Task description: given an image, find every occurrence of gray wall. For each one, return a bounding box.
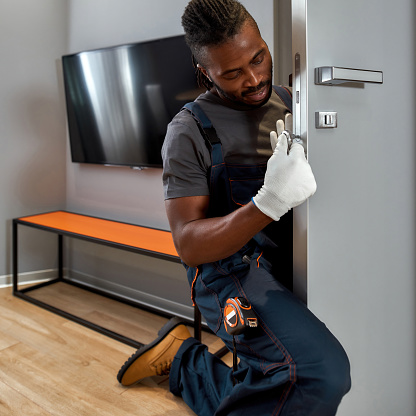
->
[1,0,274,303]
[63,0,275,317]
[65,0,275,228]
[0,0,68,283]
[300,0,416,414]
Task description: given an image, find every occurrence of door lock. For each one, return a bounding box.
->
[315,111,337,129]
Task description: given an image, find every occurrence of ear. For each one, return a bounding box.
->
[197,64,212,82]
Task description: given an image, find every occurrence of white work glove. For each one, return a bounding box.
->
[252,114,317,221]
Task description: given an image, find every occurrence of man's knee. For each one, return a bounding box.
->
[318,343,351,406]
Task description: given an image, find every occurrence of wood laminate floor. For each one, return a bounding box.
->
[0,283,231,415]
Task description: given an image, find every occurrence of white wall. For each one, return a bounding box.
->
[0,0,68,281]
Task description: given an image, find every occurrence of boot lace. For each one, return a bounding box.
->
[154,360,172,376]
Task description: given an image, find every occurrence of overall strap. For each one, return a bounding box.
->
[182,102,221,147]
[182,102,223,165]
[273,85,292,113]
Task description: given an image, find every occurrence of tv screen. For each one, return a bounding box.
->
[62,35,202,168]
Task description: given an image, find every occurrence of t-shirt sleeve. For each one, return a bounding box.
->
[162,114,211,200]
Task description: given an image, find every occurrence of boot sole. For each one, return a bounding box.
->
[117,316,187,385]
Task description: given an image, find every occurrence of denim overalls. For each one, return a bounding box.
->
[169,93,351,416]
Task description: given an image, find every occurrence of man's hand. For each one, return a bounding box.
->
[273,113,293,151]
[252,115,317,221]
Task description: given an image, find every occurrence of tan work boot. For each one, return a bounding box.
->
[117,317,192,386]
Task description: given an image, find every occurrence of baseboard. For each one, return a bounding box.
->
[0,269,56,288]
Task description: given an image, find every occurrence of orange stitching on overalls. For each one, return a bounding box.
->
[197,266,224,331]
[229,178,264,207]
[190,267,199,306]
[272,381,295,416]
[258,319,293,366]
[256,252,263,268]
[226,162,267,207]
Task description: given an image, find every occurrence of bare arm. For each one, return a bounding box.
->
[165,196,273,267]
[165,115,317,267]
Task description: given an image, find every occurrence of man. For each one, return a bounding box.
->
[117,1,351,415]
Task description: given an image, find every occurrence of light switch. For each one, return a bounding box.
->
[315,111,338,128]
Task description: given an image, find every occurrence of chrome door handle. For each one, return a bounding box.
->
[315,66,383,85]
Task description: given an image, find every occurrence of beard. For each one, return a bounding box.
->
[211,64,274,110]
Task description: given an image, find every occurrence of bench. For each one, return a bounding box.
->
[12,210,203,348]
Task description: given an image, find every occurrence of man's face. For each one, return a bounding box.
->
[199,21,273,109]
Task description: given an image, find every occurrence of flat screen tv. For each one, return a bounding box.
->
[62,35,202,168]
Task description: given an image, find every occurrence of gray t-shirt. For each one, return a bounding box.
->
[162,89,290,200]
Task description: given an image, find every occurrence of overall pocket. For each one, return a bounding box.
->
[229,177,264,206]
[193,261,250,334]
[227,163,266,209]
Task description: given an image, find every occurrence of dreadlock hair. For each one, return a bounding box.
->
[182,0,259,90]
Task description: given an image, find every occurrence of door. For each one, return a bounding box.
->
[291,0,416,414]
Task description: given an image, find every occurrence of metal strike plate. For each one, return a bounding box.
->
[315,66,383,85]
[315,112,337,129]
